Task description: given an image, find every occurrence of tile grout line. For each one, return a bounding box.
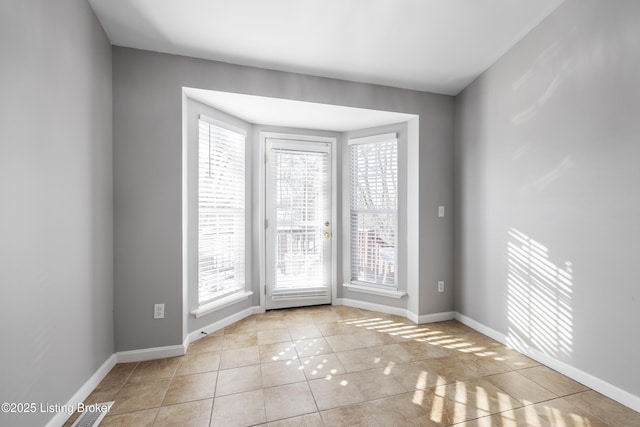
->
[257,359,267,424]
[445,389,597,427]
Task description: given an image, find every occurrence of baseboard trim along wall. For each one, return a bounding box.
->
[336,298,455,325]
[47,354,117,427]
[335,298,407,318]
[409,311,455,324]
[111,306,261,365]
[111,306,260,367]
[116,344,186,364]
[454,312,640,413]
[186,306,257,345]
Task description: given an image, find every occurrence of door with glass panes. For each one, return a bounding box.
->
[265,138,332,310]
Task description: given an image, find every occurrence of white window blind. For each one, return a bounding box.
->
[350,134,397,287]
[198,118,246,305]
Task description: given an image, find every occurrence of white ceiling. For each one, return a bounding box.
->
[184,88,417,132]
[89,0,565,95]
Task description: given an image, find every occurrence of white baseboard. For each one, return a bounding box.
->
[116,305,260,363]
[46,354,117,427]
[454,312,640,413]
[116,344,186,363]
[405,310,419,323]
[187,306,257,345]
[414,311,455,324]
[336,299,454,325]
[454,312,507,343]
[335,298,407,318]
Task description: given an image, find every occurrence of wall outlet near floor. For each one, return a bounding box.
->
[154,303,165,319]
[438,281,445,292]
[438,206,445,217]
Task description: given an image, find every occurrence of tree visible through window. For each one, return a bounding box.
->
[349,134,397,287]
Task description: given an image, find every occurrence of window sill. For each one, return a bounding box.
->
[191,291,253,318]
[342,283,407,299]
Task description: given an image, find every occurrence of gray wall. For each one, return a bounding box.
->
[455,0,640,397]
[113,47,455,351]
[0,1,114,426]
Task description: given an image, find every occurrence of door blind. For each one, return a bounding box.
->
[198,118,246,305]
[269,148,329,299]
[349,135,397,287]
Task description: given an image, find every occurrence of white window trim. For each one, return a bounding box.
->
[347,131,400,291]
[184,99,252,318]
[199,114,248,137]
[196,114,247,306]
[191,290,253,318]
[348,132,398,146]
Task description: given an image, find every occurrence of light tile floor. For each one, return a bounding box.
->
[64,305,640,426]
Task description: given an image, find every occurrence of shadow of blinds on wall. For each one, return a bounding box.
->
[198,115,246,305]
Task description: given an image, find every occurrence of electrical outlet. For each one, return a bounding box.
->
[438,206,445,217]
[154,304,165,319]
[438,281,445,292]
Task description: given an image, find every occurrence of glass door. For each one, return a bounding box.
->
[265,138,332,310]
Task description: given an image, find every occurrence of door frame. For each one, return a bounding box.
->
[258,132,337,312]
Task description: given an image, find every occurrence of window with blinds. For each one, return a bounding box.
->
[198,118,246,305]
[349,133,398,288]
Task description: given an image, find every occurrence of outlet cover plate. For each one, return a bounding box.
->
[154,304,165,319]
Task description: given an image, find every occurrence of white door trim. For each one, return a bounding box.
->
[258,132,337,311]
